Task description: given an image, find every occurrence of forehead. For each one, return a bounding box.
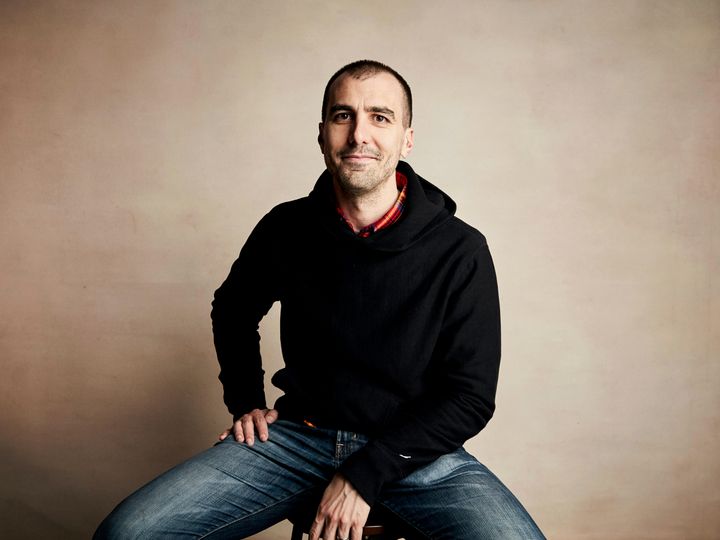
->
[327,71,406,110]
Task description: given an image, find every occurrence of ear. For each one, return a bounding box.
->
[400,127,414,158]
[318,122,325,154]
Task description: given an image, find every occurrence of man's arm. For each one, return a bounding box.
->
[211,212,281,436]
[338,243,501,505]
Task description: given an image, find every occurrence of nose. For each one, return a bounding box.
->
[349,116,369,146]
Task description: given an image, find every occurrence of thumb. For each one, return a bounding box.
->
[265,408,279,424]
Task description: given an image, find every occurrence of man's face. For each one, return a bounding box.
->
[319,72,414,197]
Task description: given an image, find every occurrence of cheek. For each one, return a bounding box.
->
[394,136,408,155]
[327,131,349,152]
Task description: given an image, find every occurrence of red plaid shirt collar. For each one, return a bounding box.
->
[336,172,408,238]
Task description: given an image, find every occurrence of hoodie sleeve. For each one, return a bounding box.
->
[338,243,501,505]
[211,212,280,420]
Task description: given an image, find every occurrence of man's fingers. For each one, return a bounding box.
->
[310,515,353,540]
[258,409,278,441]
[323,519,338,540]
[241,414,255,445]
[337,521,352,540]
[253,410,269,442]
[310,507,359,540]
[265,408,279,425]
[308,516,323,540]
[226,409,278,445]
[231,418,244,442]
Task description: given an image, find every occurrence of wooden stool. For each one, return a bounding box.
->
[289,506,407,540]
[289,520,389,540]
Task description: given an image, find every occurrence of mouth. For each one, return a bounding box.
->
[340,154,379,162]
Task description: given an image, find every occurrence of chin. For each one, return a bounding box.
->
[336,171,381,195]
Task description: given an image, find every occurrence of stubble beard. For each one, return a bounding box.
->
[333,151,397,199]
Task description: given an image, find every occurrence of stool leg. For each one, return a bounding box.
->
[290,522,304,540]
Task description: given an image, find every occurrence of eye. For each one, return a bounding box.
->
[334,112,351,122]
[374,114,388,123]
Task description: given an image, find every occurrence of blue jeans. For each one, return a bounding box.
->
[94,420,544,539]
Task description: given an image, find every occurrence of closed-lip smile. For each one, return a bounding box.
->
[341,154,378,160]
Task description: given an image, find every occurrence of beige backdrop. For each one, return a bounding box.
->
[1,1,718,539]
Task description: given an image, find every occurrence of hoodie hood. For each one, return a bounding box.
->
[308,161,457,252]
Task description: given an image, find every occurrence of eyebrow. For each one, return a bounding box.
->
[368,106,396,120]
[329,104,396,121]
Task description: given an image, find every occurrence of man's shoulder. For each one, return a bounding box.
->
[256,195,313,227]
[438,214,489,253]
[271,194,311,213]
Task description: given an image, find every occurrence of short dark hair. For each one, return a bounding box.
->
[321,60,413,127]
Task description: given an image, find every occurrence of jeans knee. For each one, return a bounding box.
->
[93,508,154,540]
[92,513,120,540]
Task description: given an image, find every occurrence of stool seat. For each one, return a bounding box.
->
[288,505,409,540]
[289,520,388,539]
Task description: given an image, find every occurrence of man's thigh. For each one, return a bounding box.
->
[94,420,333,539]
[379,448,545,540]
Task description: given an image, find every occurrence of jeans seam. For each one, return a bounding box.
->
[377,502,431,540]
[196,487,317,540]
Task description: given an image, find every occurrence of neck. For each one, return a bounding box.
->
[333,174,398,232]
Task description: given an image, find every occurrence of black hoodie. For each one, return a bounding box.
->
[211,161,501,505]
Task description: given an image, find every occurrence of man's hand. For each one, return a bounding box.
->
[309,473,370,540]
[218,408,278,446]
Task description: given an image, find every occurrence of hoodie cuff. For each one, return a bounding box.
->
[337,443,401,506]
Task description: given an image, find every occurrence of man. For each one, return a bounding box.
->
[95,60,544,540]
